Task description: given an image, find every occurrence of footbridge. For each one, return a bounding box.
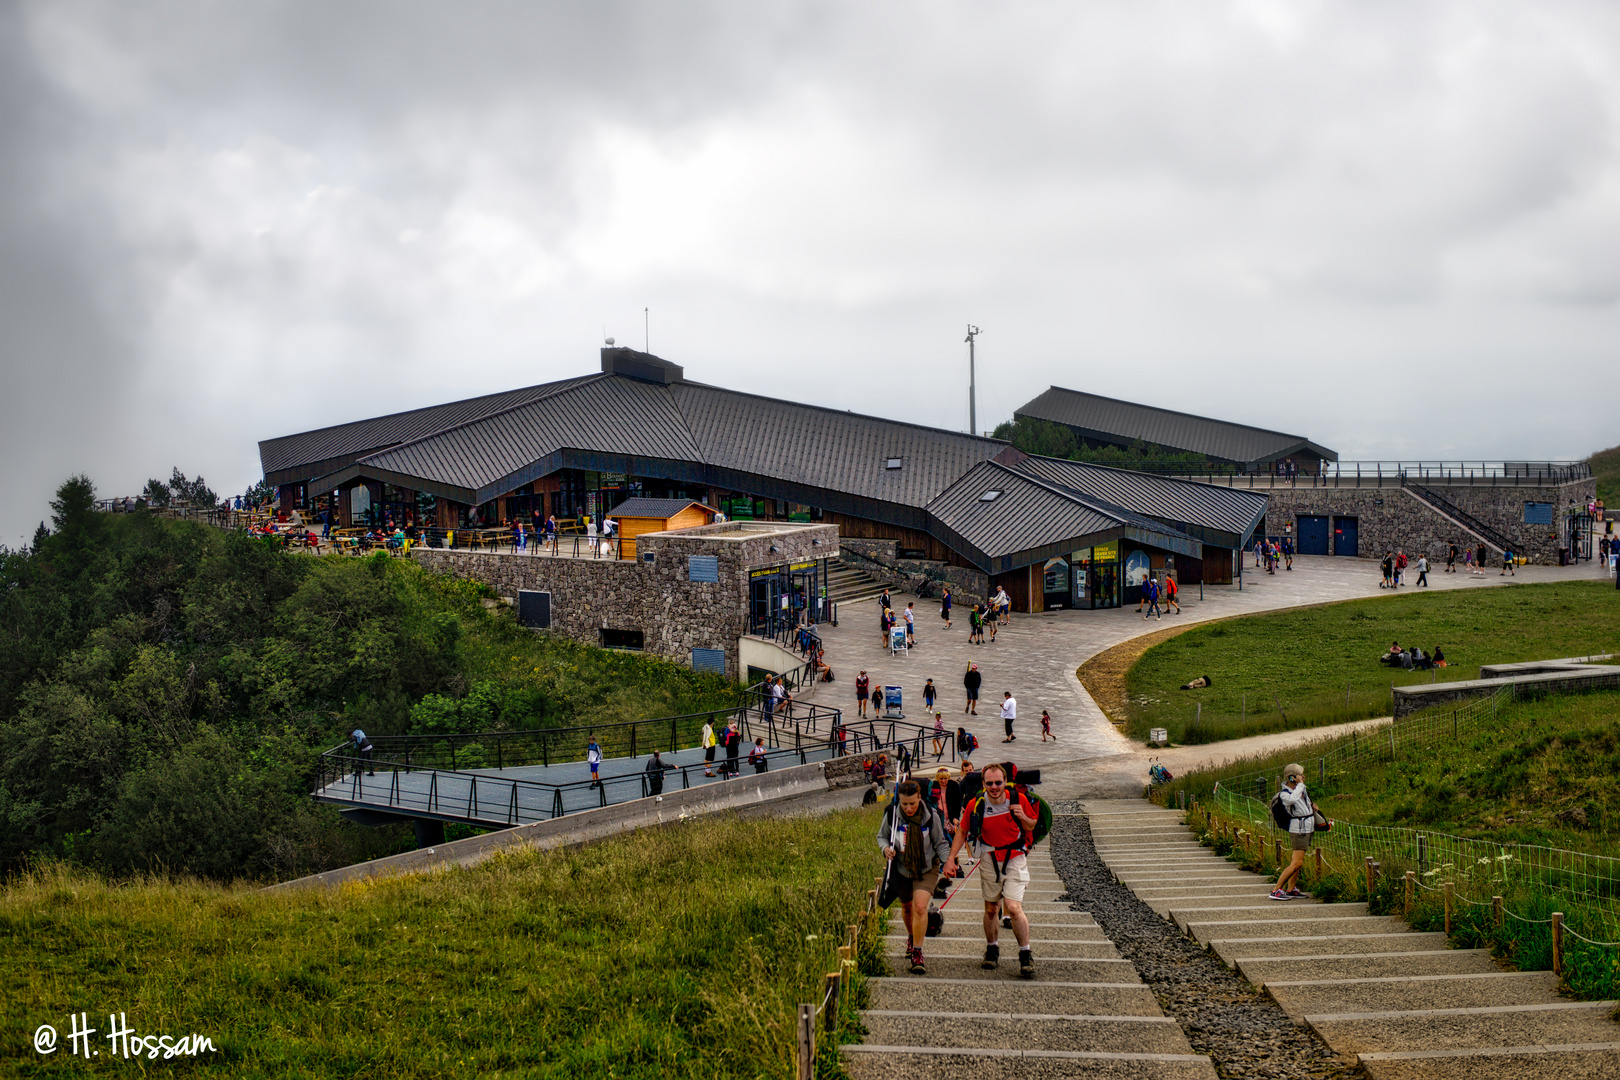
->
[313,699,951,839]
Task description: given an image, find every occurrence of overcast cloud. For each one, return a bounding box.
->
[2,0,1617,547]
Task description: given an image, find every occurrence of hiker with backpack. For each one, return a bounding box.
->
[1269,763,1323,901]
[878,779,954,975]
[945,763,1043,978]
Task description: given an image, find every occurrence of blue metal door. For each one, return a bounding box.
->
[1296,516,1329,556]
[1334,517,1359,557]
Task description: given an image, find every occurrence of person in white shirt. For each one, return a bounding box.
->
[1000,692,1017,742]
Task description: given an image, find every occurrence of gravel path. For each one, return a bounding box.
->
[1049,810,1361,1080]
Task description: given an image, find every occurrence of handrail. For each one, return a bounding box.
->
[1402,481,1515,552]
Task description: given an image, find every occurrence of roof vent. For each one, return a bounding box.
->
[601,347,684,385]
[979,490,1002,502]
[885,457,903,470]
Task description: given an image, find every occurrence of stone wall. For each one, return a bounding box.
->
[412,522,839,680]
[1264,478,1593,564]
[838,536,989,604]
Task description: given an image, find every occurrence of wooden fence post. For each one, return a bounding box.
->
[796,1002,815,1079]
[1274,838,1284,868]
[1404,871,1415,916]
[823,972,841,1035]
[1552,912,1564,978]
[1443,882,1453,935]
[1313,847,1324,881]
[1364,857,1375,899]
[1492,896,1503,928]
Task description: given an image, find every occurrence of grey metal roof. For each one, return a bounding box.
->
[670,382,1006,510]
[1016,455,1269,548]
[258,373,602,479]
[605,498,716,519]
[351,375,704,497]
[1016,386,1336,466]
[925,461,1201,570]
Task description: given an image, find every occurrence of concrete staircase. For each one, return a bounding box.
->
[1082,799,1620,1079]
[826,559,889,605]
[843,844,1218,1078]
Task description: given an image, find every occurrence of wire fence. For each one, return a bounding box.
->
[1205,680,1620,936]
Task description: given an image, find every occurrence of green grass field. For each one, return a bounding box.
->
[1124,581,1620,743]
[0,809,882,1079]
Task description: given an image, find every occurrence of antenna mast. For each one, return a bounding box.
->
[965,324,982,435]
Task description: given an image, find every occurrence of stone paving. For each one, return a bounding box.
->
[804,554,1611,802]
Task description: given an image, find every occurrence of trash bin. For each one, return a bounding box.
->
[1559,547,1569,566]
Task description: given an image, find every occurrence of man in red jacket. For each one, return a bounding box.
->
[945,763,1038,978]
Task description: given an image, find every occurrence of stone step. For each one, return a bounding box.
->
[1237,950,1502,983]
[1356,1044,1620,1080]
[859,1011,1193,1054]
[867,977,1161,1017]
[1265,971,1561,1019]
[1172,902,1370,931]
[1149,894,1321,916]
[1305,1000,1620,1056]
[890,926,1112,943]
[1185,915,1404,941]
[886,956,1138,981]
[887,936,1119,959]
[842,1047,1218,1080]
[1133,884,1282,900]
[1211,933,1447,964]
[1115,870,1254,883]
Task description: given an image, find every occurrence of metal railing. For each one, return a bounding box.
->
[1403,483,1515,552]
[312,662,956,823]
[1138,461,1591,488]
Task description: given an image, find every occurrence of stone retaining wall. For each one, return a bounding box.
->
[838,537,989,604]
[1264,477,1592,564]
[1392,664,1620,718]
[413,522,838,679]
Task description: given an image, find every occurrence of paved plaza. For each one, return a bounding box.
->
[803,553,1612,800]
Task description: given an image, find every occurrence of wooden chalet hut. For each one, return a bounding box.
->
[607,498,719,560]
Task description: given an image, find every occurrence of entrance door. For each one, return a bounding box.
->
[1334,517,1359,557]
[1296,515,1330,556]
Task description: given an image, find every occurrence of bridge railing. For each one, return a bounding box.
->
[314,711,955,825]
[1143,461,1592,488]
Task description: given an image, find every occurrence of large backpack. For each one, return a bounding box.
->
[964,788,1051,879]
[1269,789,1292,830]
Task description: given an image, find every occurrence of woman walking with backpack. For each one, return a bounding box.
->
[1271,763,1323,900]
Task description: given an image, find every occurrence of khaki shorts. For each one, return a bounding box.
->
[978,852,1029,904]
[1290,830,1313,851]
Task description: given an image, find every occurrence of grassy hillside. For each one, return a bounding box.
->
[1591,443,1620,507]
[0,809,882,1079]
[0,476,740,882]
[1122,581,1620,743]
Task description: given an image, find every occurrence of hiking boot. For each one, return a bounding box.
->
[909,948,926,975]
[1019,949,1035,979]
[1269,888,1292,901]
[981,943,999,969]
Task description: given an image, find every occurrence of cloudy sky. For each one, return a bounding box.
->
[3,0,1617,547]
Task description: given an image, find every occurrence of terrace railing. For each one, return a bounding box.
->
[1135,460,1591,488]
